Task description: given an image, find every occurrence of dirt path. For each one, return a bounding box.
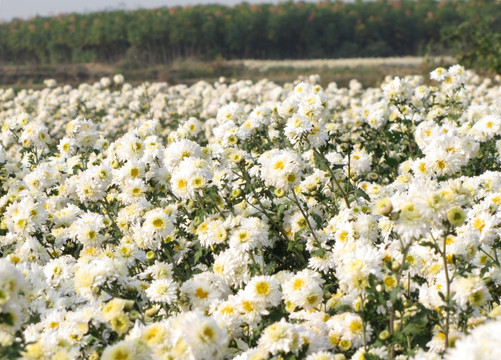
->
[230,56,455,72]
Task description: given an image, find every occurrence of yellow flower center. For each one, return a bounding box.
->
[152,218,164,228]
[195,288,209,299]
[292,278,304,291]
[177,179,187,189]
[255,281,270,295]
[274,161,285,170]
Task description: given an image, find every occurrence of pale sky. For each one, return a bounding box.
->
[0,0,320,21]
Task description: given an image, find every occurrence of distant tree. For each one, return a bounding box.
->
[444,0,501,73]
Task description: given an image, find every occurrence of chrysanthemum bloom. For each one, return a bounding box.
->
[282,270,325,311]
[173,311,229,360]
[258,149,303,190]
[180,272,229,311]
[146,278,178,304]
[101,340,150,360]
[0,259,24,311]
[258,319,304,356]
[164,139,203,168]
[142,208,174,241]
[452,275,491,309]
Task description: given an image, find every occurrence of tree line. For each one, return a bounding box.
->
[0,0,498,66]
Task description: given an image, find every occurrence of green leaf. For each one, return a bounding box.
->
[313,150,329,172]
[331,163,345,170]
[193,248,204,263]
[0,312,14,326]
[400,322,425,336]
[311,213,323,228]
[276,204,286,219]
[389,287,402,303]
[355,187,370,201]
[311,248,326,258]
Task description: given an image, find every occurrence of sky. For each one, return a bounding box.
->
[0,0,322,22]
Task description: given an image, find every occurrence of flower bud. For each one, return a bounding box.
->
[129,310,140,320]
[447,206,465,227]
[379,330,391,341]
[375,198,393,217]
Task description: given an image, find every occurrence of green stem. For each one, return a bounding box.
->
[390,238,412,360]
[249,251,263,275]
[289,185,322,248]
[347,145,352,195]
[442,235,451,351]
[313,148,350,208]
[360,294,368,353]
[430,232,451,352]
[479,246,500,266]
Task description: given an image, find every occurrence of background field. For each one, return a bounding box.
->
[0,56,455,89]
[1,0,499,88]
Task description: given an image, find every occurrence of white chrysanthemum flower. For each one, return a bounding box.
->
[430,67,447,82]
[229,216,271,252]
[142,208,174,241]
[305,351,336,360]
[452,275,491,309]
[164,139,203,169]
[180,272,229,311]
[174,311,229,360]
[232,347,268,360]
[258,319,304,356]
[278,97,299,119]
[258,149,303,190]
[146,278,178,304]
[244,275,281,307]
[382,76,412,102]
[212,249,252,287]
[4,196,47,236]
[327,312,372,351]
[197,218,228,247]
[308,251,336,274]
[282,269,325,311]
[467,210,500,245]
[72,212,105,247]
[19,121,50,149]
[113,74,124,84]
[348,148,371,176]
[334,243,384,295]
[284,114,313,143]
[217,102,247,125]
[392,197,429,241]
[116,161,145,183]
[43,255,76,287]
[472,114,501,140]
[120,178,148,204]
[66,118,99,149]
[101,339,151,360]
[0,259,24,310]
[74,172,108,203]
[115,133,145,162]
[209,297,243,337]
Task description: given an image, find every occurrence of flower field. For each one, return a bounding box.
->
[1,66,501,360]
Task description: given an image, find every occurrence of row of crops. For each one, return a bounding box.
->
[0,0,498,65]
[0,65,501,359]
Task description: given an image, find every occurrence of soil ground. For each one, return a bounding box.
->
[0,56,455,89]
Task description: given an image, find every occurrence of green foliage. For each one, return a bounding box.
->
[0,0,485,65]
[443,0,501,74]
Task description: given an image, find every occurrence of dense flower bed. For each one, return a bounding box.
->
[1,67,501,360]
